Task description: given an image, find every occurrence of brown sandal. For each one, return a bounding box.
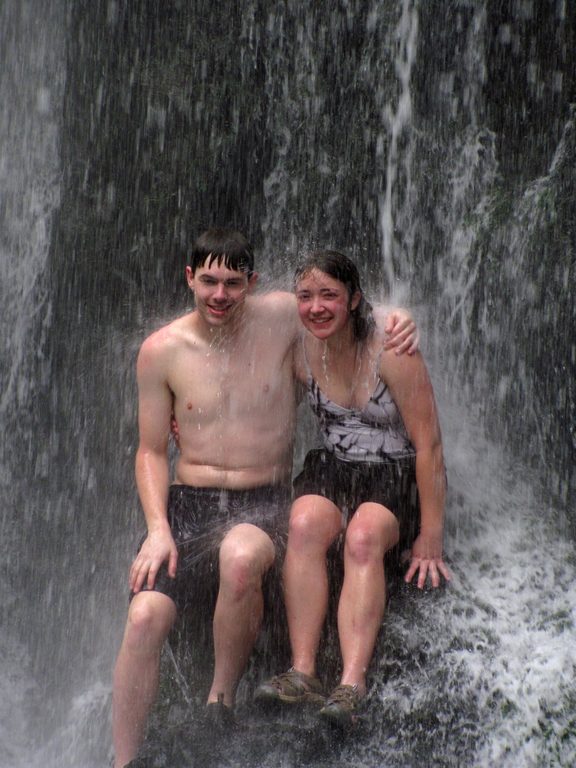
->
[318,684,361,727]
[255,668,326,705]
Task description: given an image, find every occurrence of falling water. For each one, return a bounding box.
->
[0,0,66,765]
[1,0,574,766]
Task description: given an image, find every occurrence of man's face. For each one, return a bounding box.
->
[186,259,257,328]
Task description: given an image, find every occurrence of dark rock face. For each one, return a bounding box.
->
[1,1,575,766]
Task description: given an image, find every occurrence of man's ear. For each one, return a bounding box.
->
[247,271,259,292]
[185,265,194,290]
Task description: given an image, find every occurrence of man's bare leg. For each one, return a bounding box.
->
[112,591,177,768]
[337,503,399,695]
[283,495,342,677]
[207,524,275,707]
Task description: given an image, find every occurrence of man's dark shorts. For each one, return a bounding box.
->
[134,484,291,613]
[293,448,420,559]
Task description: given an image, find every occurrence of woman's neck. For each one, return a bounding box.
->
[323,323,357,356]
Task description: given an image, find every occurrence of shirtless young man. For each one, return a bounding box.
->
[111,229,416,768]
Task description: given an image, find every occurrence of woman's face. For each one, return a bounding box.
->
[295,268,360,340]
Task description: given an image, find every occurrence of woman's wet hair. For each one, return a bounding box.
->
[190,228,254,275]
[294,250,376,341]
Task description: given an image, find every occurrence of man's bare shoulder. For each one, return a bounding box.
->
[138,313,198,365]
[249,290,299,332]
[253,289,296,311]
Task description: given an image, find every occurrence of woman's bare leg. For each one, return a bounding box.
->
[283,495,343,677]
[337,503,399,695]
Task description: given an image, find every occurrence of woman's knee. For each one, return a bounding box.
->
[288,495,342,549]
[345,504,399,563]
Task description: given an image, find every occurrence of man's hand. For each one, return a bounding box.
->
[384,309,419,355]
[129,528,178,593]
[405,531,451,589]
[170,412,181,449]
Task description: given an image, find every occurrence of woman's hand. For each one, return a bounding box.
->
[405,531,451,589]
[384,309,419,355]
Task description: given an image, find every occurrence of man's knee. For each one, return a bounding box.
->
[219,527,274,600]
[124,592,176,652]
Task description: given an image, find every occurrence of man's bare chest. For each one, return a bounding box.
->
[169,344,292,420]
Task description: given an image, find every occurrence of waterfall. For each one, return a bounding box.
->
[1,1,574,766]
[0,0,67,765]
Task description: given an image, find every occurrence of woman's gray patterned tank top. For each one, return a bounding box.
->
[306,373,415,464]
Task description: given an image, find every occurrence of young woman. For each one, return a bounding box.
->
[256,250,450,727]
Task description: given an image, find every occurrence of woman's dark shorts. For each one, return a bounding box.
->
[293,448,420,557]
[134,484,291,613]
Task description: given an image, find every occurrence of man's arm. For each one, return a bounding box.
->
[382,307,419,355]
[129,334,178,593]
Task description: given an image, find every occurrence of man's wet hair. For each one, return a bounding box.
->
[189,229,255,275]
[294,249,376,341]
